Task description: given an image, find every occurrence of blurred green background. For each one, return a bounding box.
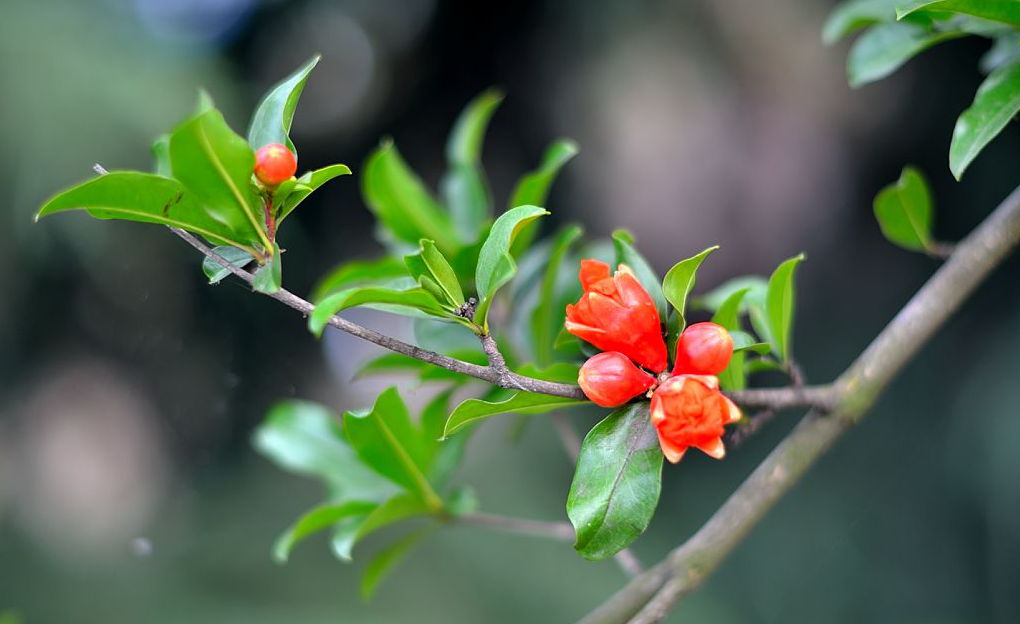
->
[2,0,1020,622]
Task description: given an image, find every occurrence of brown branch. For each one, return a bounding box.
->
[457,512,575,540]
[579,182,1020,624]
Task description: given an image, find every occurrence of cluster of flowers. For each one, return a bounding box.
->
[565,260,741,463]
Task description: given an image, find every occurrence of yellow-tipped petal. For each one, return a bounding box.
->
[723,396,742,423]
[697,437,726,460]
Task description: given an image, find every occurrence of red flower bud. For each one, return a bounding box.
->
[578,352,657,407]
[565,259,668,373]
[672,322,734,377]
[649,374,741,463]
[254,143,297,187]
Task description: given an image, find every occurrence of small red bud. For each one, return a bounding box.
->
[672,322,734,376]
[254,143,297,187]
[578,351,657,407]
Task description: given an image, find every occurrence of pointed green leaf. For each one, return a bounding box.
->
[169,108,270,249]
[474,205,549,328]
[443,392,585,437]
[331,515,372,562]
[253,242,283,294]
[765,254,805,363]
[408,240,465,306]
[567,403,663,560]
[309,287,449,337]
[873,166,934,251]
[202,245,254,284]
[252,400,395,503]
[950,61,1020,179]
[896,0,1020,26]
[440,89,502,241]
[152,134,171,177]
[354,493,434,545]
[662,246,719,332]
[36,172,258,254]
[343,388,443,510]
[712,288,749,391]
[360,527,433,599]
[363,141,460,255]
[247,55,320,153]
[278,163,351,222]
[823,0,899,45]
[509,139,579,257]
[312,256,410,302]
[272,501,377,563]
[847,21,964,88]
[612,230,667,319]
[531,225,583,365]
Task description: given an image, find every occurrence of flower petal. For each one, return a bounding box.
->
[696,436,726,460]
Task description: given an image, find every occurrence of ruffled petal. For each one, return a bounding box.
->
[579,259,611,291]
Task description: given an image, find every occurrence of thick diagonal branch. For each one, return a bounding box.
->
[579,183,1020,624]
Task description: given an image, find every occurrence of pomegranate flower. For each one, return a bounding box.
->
[565,259,668,373]
[672,322,734,377]
[578,351,657,407]
[650,374,741,463]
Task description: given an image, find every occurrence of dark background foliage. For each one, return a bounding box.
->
[2,0,1019,621]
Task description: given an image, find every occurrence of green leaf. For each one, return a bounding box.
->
[612,230,667,320]
[531,225,584,365]
[823,0,900,44]
[343,388,443,510]
[354,492,434,544]
[309,286,450,337]
[252,242,283,294]
[712,288,749,391]
[567,403,663,560]
[897,0,1020,26]
[440,90,503,241]
[152,134,171,177]
[273,501,377,563]
[443,392,586,437]
[331,515,372,562]
[35,172,259,254]
[662,246,719,333]
[950,60,1020,179]
[278,164,351,222]
[509,139,579,257]
[847,21,964,88]
[363,141,460,255]
[202,245,254,284]
[409,240,465,306]
[247,55,320,154]
[252,400,395,502]
[474,205,549,328]
[765,254,805,363]
[979,34,1020,73]
[873,166,934,251]
[312,256,410,302]
[360,527,433,599]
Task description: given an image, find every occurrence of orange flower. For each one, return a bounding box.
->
[672,322,734,377]
[649,375,741,463]
[578,351,657,407]
[565,259,668,372]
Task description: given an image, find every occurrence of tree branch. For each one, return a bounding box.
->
[457,512,575,540]
[579,182,1020,624]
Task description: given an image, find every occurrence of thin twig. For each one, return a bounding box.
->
[725,408,777,448]
[457,512,575,540]
[580,183,1020,624]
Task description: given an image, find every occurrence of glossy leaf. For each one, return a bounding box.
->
[354,493,434,545]
[474,205,549,328]
[169,108,270,249]
[360,527,433,599]
[252,243,283,294]
[712,288,749,391]
[273,501,377,563]
[531,225,583,365]
[309,286,449,337]
[202,246,254,284]
[509,139,579,257]
[662,246,719,332]
[950,61,1020,179]
[278,163,351,222]
[440,90,502,241]
[612,230,667,319]
[443,392,585,437]
[766,254,805,363]
[567,403,663,560]
[247,55,320,153]
[823,0,899,44]
[407,240,465,306]
[343,388,443,510]
[847,21,963,88]
[252,400,395,503]
[312,256,409,302]
[873,166,934,251]
[36,172,259,253]
[363,141,460,255]
[152,134,171,177]
[897,0,1020,26]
